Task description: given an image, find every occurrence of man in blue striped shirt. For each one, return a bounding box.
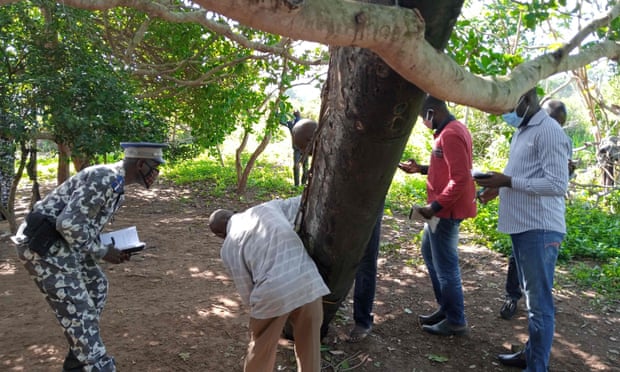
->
[476,88,572,372]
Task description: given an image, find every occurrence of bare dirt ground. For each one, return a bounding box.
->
[1,180,619,372]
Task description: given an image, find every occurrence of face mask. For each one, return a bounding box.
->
[502,104,529,128]
[502,111,522,128]
[139,161,160,189]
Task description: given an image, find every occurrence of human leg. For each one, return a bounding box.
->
[289,297,323,372]
[420,226,442,306]
[505,254,522,300]
[511,230,562,372]
[21,258,115,371]
[82,258,109,316]
[293,149,301,186]
[500,254,522,320]
[352,211,382,330]
[246,314,290,372]
[422,218,466,327]
[62,349,84,372]
[301,156,310,185]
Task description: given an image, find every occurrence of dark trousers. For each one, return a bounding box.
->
[505,254,522,300]
[352,210,383,329]
[292,149,309,186]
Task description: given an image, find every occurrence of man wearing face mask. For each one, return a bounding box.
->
[499,98,571,321]
[475,88,572,371]
[398,95,476,337]
[12,142,167,372]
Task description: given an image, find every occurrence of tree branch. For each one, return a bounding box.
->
[2,0,619,113]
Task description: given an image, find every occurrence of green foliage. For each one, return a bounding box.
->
[0,3,168,162]
[386,176,426,214]
[164,152,296,199]
[462,200,513,254]
[563,199,620,261]
[569,258,620,300]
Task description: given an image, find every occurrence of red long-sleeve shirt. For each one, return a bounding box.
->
[426,119,477,220]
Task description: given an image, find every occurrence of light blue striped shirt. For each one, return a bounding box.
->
[498,110,572,234]
[220,196,330,319]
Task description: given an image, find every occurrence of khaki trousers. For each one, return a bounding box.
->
[244,297,323,372]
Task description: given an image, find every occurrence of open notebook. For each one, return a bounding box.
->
[100,226,145,253]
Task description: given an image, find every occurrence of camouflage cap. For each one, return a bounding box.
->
[120,142,167,164]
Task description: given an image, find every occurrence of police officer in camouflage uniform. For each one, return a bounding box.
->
[13,142,167,372]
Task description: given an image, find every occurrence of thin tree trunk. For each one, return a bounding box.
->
[236,132,272,194]
[57,143,72,185]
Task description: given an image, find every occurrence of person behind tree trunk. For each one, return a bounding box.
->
[209,196,329,372]
[12,142,167,372]
[347,204,383,343]
[398,95,476,337]
[287,119,384,343]
[280,110,305,186]
[499,98,570,321]
[476,88,572,371]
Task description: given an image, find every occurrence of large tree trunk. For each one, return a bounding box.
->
[299,0,464,332]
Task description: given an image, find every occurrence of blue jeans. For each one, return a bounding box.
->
[511,230,563,372]
[353,210,383,329]
[420,218,466,326]
[505,254,522,301]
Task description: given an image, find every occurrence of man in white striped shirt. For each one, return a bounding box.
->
[476,88,572,372]
[209,196,329,372]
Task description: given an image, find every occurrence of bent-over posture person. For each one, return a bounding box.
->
[209,196,329,372]
[12,142,167,371]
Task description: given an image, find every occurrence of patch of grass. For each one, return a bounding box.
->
[567,259,620,301]
[164,152,297,199]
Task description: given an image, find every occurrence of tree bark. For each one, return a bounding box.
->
[300,0,463,332]
[57,143,72,185]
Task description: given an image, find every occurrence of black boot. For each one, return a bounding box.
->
[62,350,85,372]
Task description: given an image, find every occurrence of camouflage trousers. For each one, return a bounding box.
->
[17,245,116,372]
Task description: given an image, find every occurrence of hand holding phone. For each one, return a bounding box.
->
[471,169,492,179]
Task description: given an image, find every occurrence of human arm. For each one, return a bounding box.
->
[476,123,571,196]
[56,170,121,259]
[398,159,428,175]
[476,187,499,204]
[509,128,571,196]
[102,243,130,264]
[475,172,512,189]
[430,127,473,212]
[220,213,255,306]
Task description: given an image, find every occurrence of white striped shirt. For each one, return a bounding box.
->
[498,109,572,234]
[220,196,330,319]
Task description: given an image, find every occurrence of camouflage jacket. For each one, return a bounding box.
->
[30,161,126,260]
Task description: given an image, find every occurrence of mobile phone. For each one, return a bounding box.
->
[472,170,492,179]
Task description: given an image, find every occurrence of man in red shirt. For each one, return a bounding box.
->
[399,95,476,336]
